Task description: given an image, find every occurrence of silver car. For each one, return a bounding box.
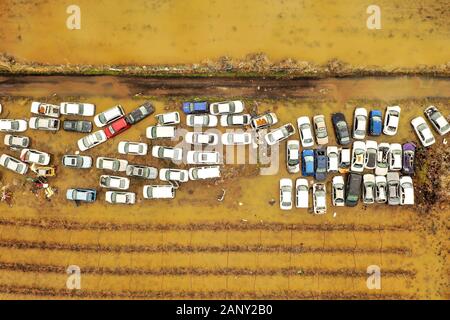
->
[387,172,400,205]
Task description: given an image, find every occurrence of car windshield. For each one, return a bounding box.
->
[98,114,106,124]
[11,122,19,130]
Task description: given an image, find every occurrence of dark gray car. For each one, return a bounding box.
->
[63,120,93,133]
[125,102,154,125]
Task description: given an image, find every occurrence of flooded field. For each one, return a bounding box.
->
[0,76,448,299]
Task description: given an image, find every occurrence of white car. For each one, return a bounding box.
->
[332,176,345,207]
[424,105,450,136]
[400,176,414,205]
[411,116,435,147]
[389,143,402,171]
[62,155,92,168]
[185,132,218,145]
[286,140,300,174]
[351,141,366,173]
[188,166,221,180]
[4,135,30,149]
[159,168,189,182]
[375,143,390,176]
[20,149,50,165]
[126,165,158,179]
[146,126,176,139]
[296,117,314,147]
[375,175,387,203]
[155,111,180,125]
[143,185,175,199]
[0,154,28,175]
[118,141,148,156]
[60,102,95,116]
[186,151,220,164]
[94,105,125,127]
[220,114,251,127]
[338,148,351,173]
[313,115,329,145]
[313,183,326,214]
[31,102,60,118]
[383,106,401,136]
[99,175,130,190]
[105,191,136,205]
[327,146,339,172]
[221,132,252,145]
[353,107,367,139]
[250,112,278,130]
[29,117,60,131]
[210,100,244,115]
[362,174,375,204]
[0,119,28,132]
[186,114,218,127]
[78,130,107,151]
[295,178,309,208]
[279,178,293,210]
[96,157,128,172]
[264,123,295,146]
[151,146,183,161]
[365,140,378,170]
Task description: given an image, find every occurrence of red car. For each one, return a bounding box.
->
[103,117,130,139]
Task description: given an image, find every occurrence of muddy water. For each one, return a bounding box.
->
[0,0,448,68]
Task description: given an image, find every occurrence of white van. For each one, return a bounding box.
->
[146,126,176,139]
[188,166,221,180]
[143,185,175,199]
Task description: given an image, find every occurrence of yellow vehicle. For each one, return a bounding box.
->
[30,163,56,177]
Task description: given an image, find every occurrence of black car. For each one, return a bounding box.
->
[314,148,327,181]
[332,113,350,145]
[63,120,93,133]
[125,102,154,125]
[345,173,362,207]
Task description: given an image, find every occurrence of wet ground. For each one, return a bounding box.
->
[0,76,448,299]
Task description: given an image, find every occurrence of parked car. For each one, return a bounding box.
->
[389,143,402,171]
[125,102,154,125]
[375,143,390,176]
[369,110,383,136]
[301,149,315,176]
[286,140,300,173]
[105,191,136,205]
[20,149,50,165]
[338,148,351,173]
[126,164,158,179]
[362,174,375,204]
[0,119,27,132]
[29,117,60,131]
[0,154,28,175]
[159,168,189,182]
[30,165,55,178]
[182,101,209,114]
[296,116,314,147]
[103,118,131,139]
[62,155,92,168]
[312,115,329,145]
[185,132,219,145]
[186,151,220,165]
[118,141,148,156]
[345,173,362,207]
[94,105,125,127]
[332,113,350,145]
[60,102,95,116]
[250,112,278,130]
[279,178,293,210]
[31,102,60,118]
[152,146,183,161]
[146,126,176,139]
[400,176,415,205]
[314,148,327,181]
[264,123,295,146]
[221,132,252,145]
[66,188,96,203]
[375,175,387,203]
[4,135,29,149]
[402,142,416,176]
[63,120,93,133]
[210,100,244,115]
[351,141,366,173]
[326,146,339,172]
[78,130,107,151]
[411,116,435,147]
[383,106,401,136]
[143,185,175,199]
[96,157,128,172]
[387,172,400,205]
[186,114,218,127]
[99,175,130,190]
[313,183,326,214]
[424,105,450,136]
[188,166,221,180]
[332,176,345,207]
[365,140,378,170]
[220,114,251,127]
[353,107,367,139]
[155,111,180,125]
[295,178,309,208]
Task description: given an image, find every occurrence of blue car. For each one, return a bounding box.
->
[314,148,327,181]
[301,149,315,176]
[369,110,382,136]
[182,101,209,114]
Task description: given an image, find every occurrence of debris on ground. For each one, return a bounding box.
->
[217,189,226,202]
[0,186,13,207]
[268,198,276,206]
